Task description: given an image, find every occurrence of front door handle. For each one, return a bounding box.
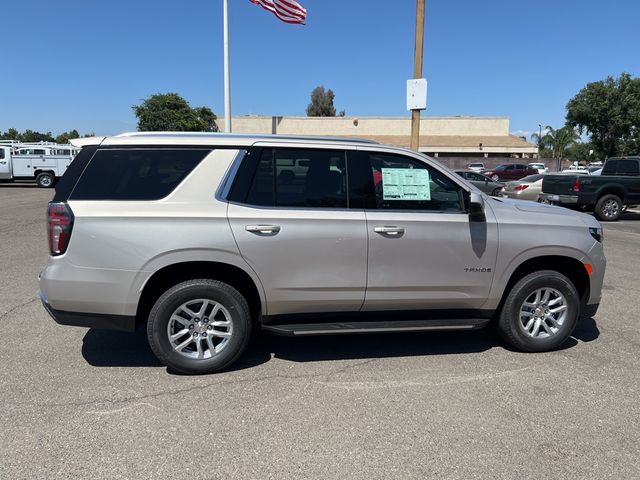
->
[245,224,281,235]
[374,226,405,236]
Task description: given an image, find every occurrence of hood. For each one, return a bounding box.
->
[488,196,601,229]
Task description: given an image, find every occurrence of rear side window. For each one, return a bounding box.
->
[245,148,348,209]
[70,148,211,200]
[616,160,639,176]
[0,149,4,159]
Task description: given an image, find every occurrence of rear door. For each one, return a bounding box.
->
[227,146,368,316]
[361,149,499,312]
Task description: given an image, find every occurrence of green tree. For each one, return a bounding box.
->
[531,126,579,159]
[20,130,55,143]
[566,141,596,163]
[132,93,219,132]
[55,129,80,144]
[0,128,21,140]
[566,73,640,158]
[306,86,338,117]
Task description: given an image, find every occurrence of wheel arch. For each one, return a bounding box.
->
[596,185,625,202]
[135,261,265,328]
[494,255,590,318]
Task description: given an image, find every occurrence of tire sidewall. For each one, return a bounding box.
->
[148,281,250,374]
[36,173,54,188]
[500,271,579,352]
[595,194,622,221]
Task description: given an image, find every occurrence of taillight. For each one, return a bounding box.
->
[47,202,74,256]
[514,184,529,191]
[572,178,581,192]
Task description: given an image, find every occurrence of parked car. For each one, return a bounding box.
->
[454,170,503,196]
[483,163,539,182]
[528,162,548,174]
[467,162,485,173]
[502,174,544,202]
[541,156,640,221]
[39,132,605,374]
[562,165,590,174]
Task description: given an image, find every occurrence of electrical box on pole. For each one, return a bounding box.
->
[407,78,427,111]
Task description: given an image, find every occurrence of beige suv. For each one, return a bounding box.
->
[39,133,605,374]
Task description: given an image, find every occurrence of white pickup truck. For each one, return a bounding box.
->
[0,145,76,187]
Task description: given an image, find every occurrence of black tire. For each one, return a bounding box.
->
[491,187,502,196]
[36,172,55,188]
[147,279,251,374]
[594,194,622,221]
[498,270,579,352]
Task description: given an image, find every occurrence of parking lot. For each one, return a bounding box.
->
[1,184,639,479]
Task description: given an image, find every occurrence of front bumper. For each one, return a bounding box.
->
[39,290,137,332]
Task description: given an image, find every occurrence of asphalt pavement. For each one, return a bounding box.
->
[1,184,639,479]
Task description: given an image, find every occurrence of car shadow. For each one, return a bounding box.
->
[81,317,600,373]
[619,210,640,221]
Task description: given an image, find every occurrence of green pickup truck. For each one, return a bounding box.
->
[540,156,640,221]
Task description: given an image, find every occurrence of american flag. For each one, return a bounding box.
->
[249,0,307,25]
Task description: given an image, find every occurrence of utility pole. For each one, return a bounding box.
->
[410,0,426,151]
[223,0,232,133]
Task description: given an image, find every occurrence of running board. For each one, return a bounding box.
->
[262,318,489,336]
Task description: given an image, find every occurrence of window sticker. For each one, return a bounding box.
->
[381,168,431,201]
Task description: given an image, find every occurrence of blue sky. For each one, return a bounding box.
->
[1,0,638,138]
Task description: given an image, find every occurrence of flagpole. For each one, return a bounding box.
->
[223,0,232,132]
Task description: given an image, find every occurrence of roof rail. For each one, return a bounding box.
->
[115,131,379,145]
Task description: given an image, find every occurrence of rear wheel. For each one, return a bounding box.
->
[147,279,251,374]
[498,270,579,352]
[491,174,500,181]
[594,194,622,221]
[36,172,55,188]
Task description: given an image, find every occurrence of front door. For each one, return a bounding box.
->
[227,147,368,316]
[361,150,499,313]
[0,148,11,179]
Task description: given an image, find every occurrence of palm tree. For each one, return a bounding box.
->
[532,126,579,159]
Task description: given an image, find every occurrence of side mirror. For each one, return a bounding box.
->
[469,191,486,222]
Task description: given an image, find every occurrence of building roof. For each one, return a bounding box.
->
[337,134,535,149]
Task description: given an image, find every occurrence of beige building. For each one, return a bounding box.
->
[221,115,538,159]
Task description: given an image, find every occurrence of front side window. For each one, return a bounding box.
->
[70,148,211,200]
[0,149,4,159]
[245,148,348,208]
[368,153,464,212]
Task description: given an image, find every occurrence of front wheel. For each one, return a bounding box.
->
[594,194,622,221]
[498,270,579,352]
[147,279,251,374]
[491,187,502,196]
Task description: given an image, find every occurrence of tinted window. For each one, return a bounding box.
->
[368,153,464,212]
[468,172,487,181]
[70,148,210,200]
[0,149,4,160]
[602,160,618,175]
[617,160,639,176]
[245,148,348,208]
[504,165,515,171]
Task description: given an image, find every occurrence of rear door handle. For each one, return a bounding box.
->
[245,224,281,235]
[374,226,405,236]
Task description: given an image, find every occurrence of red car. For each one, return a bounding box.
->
[483,163,539,181]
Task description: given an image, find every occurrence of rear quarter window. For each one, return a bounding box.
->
[69,148,211,200]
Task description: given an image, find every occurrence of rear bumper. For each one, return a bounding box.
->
[540,193,579,205]
[39,290,136,332]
